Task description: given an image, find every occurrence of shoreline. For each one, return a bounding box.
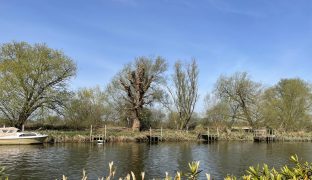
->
[40,129,312,143]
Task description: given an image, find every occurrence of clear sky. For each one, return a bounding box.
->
[1,0,312,112]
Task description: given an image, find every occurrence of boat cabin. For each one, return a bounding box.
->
[0,127,19,136]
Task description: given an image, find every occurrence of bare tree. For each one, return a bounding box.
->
[215,72,262,128]
[108,56,167,131]
[0,42,76,128]
[168,59,199,129]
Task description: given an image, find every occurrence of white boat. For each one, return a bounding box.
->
[0,127,48,145]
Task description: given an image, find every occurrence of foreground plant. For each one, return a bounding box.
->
[226,154,312,180]
[0,166,8,180]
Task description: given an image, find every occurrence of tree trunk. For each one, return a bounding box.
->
[131,109,141,131]
[132,117,140,131]
[16,113,28,129]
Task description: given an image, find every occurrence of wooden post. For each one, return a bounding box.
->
[104,125,107,141]
[90,125,93,142]
[186,125,189,134]
[161,126,163,141]
[149,126,152,142]
[22,125,24,132]
[207,127,210,141]
[217,127,219,137]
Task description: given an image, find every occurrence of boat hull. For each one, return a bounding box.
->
[0,136,47,145]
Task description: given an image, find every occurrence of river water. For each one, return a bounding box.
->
[1,142,312,180]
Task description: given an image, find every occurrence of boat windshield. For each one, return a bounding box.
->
[19,133,37,137]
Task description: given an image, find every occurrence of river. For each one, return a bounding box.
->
[1,142,312,179]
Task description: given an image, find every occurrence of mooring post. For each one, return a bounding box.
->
[149,126,152,142]
[186,125,189,134]
[207,127,210,141]
[104,125,107,141]
[217,127,219,137]
[90,125,93,142]
[161,126,163,141]
[22,125,24,132]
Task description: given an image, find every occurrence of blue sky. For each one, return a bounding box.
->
[1,0,312,111]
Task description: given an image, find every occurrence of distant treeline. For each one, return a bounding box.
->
[0,42,311,131]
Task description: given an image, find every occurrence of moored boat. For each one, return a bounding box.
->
[0,127,48,145]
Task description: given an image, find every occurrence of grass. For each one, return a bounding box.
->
[40,128,199,143]
[37,127,312,143]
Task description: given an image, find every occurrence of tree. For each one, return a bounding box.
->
[215,72,262,128]
[262,78,312,130]
[204,93,239,129]
[65,86,108,129]
[167,59,199,129]
[108,56,167,131]
[0,42,76,128]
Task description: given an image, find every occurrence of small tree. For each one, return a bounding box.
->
[0,42,76,128]
[65,86,108,129]
[168,59,199,129]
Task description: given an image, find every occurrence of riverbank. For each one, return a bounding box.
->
[39,127,312,143]
[41,128,199,143]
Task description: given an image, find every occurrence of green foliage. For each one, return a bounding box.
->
[185,161,202,180]
[64,86,109,129]
[139,108,165,129]
[262,78,312,131]
[224,154,312,180]
[204,101,231,128]
[0,41,76,128]
[0,166,8,180]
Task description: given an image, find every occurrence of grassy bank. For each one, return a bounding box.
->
[38,127,312,143]
[41,128,199,143]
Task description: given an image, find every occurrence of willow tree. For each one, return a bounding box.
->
[0,42,76,128]
[262,78,312,130]
[215,72,262,128]
[109,56,167,131]
[168,59,199,129]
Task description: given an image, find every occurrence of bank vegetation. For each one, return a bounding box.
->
[0,41,312,135]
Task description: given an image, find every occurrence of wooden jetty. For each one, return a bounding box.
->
[146,135,161,142]
[90,125,107,143]
[91,134,107,143]
[253,129,276,142]
[200,134,218,141]
[199,128,219,142]
[146,127,163,143]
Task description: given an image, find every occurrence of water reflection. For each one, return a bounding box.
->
[1,142,312,179]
